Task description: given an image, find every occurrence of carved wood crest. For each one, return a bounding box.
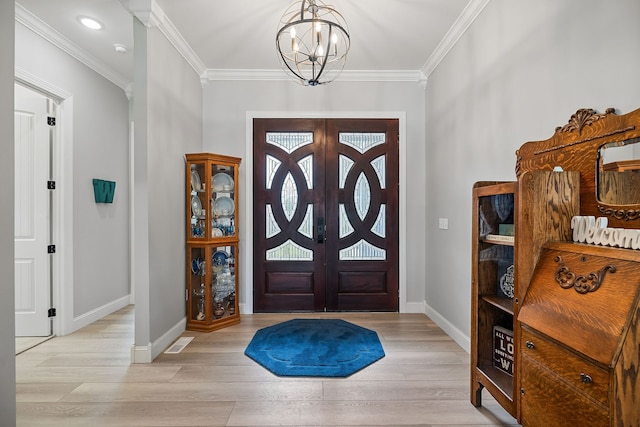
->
[555,107,616,135]
[554,256,616,294]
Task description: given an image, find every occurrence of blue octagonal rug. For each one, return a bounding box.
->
[244,318,385,377]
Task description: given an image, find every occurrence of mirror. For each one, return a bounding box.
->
[597,137,640,205]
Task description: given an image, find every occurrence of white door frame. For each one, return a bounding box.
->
[15,68,74,336]
[242,111,407,315]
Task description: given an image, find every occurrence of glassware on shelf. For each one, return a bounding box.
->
[214,264,235,301]
[212,217,234,237]
[193,284,206,321]
[214,301,225,318]
[228,293,236,315]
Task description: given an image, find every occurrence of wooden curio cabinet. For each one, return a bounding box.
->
[186,153,241,331]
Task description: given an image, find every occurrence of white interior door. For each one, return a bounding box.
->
[15,84,51,337]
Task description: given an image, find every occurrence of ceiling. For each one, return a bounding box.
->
[15,0,482,89]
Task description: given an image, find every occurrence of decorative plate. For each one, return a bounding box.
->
[191,195,202,216]
[190,166,202,192]
[211,227,224,237]
[191,257,204,275]
[212,173,234,192]
[213,196,234,216]
[212,250,229,266]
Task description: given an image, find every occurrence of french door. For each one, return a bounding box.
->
[253,118,399,312]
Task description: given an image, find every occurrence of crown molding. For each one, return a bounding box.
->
[122,0,206,78]
[123,0,165,28]
[207,69,428,85]
[15,3,130,91]
[421,0,491,77]
[155,11,207,77]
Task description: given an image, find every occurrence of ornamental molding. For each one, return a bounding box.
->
[554,256,616,294]
[597,206,640,222]
[555,108,616,135]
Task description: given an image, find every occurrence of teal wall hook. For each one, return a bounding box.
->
[93,179,116,203]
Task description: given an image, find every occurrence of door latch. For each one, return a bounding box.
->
[317,217,326,243]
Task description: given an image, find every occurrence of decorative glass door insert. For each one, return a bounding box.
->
[253,118,399,312]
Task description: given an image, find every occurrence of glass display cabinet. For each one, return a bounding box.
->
[185,153,241,331]
[471,181,517,416]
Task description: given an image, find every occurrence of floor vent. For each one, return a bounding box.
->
[164,336,194,354]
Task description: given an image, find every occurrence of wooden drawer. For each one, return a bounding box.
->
[521,327,609,406]
[520,356,608,427]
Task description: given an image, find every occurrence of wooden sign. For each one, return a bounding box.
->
[493,326,514,376]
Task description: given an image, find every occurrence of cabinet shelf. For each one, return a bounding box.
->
[481,295,514,315]
[475,365,514,400]
[480,237,514,247]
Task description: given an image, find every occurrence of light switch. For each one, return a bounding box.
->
[439,218,449,229]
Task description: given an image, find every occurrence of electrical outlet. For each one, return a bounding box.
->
[438,218,449,230]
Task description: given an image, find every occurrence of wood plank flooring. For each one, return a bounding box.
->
[16,305,520,426]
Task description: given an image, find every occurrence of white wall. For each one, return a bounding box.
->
[132,19,203,359]
[15,22,130,327]
[203,79,426,310]
[424,0,640,351]
[0,1,16,424]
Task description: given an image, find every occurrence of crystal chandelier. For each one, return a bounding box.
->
[276,0,350,86]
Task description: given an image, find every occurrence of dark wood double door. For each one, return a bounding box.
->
[253,118,399,312]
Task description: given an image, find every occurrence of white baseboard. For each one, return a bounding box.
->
[404,301,426,313]
[130,316,186,363]
[151,316,186,361]
[71,295,131,333]
[239,302,249,315]
[131,343,152,364]
[424,301,470,353]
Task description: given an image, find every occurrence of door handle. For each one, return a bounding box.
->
[317,217,325,243]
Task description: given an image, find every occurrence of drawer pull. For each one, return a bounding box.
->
[526,341,535,349]
[580,373,593,384]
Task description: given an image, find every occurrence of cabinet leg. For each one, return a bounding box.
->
[471,381,483,407]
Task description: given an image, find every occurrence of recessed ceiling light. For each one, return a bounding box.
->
[78,16,103,30]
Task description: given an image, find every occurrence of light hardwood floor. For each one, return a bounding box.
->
[16,305,519,426]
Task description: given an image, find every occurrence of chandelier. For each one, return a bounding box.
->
[276,0,350,86]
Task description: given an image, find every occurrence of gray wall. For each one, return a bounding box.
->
[203,79,426,309]
[1,2,16,424]
[148,26,203,342]
[424,0,640,350]
[133,20,203,350]
[15,22,130,322]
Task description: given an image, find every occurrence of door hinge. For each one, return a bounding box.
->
[47,116,56,126]
[47,181,56,190]
[47,245,56,254]
[48,308,57,317]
